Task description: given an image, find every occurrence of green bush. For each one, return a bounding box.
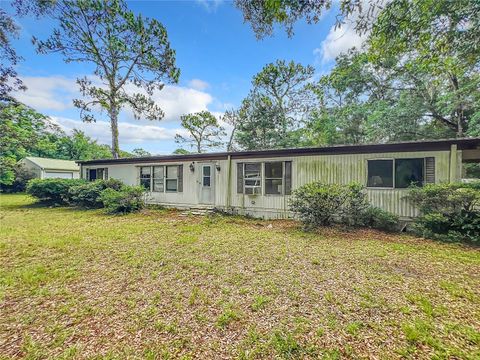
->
[26,178,86,204]
[289,182,350,229]
[408,182,480,243]
[289,181,398,231]
[100,186,145,214]
[68,179,123,208]
[361,206,399,232]
[340,182,370,227]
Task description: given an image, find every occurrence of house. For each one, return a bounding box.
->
[18,157,80,179]
[77,138,480,219]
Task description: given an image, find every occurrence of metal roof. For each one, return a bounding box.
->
[77,138,480,166]
[25,157,80,171]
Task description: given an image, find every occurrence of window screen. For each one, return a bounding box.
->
[97,168,104,181]
[153,166,164,192]
[165,165,178,192]
[395,158,424,188]
[367,160,393,188]
[140,167,151,190]
[244,163,261,195]
[203,165,211,187]
[265,162,283,195]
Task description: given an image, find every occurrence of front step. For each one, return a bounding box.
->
[179,207,215,216]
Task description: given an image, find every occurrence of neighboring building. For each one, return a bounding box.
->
[18,157,80,179]
[77,138,480,220]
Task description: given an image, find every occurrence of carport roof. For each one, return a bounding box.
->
[25,157,80,171]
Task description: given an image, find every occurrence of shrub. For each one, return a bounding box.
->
[289,181,397,231]
[68,179,124,208]
[340,182,370,227]
[289,182,351,229]
[361,206,399,232]
[26,178,86,204]
[11,165,37,193]
[408,182,480,243]
[100,185,145,214]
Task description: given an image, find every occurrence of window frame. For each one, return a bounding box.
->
[165,165,179,193]
[366,158,427,190]
[139,166,152,190]
[264,161,284,196]
[394,158,425,189]
[366,158,394,189]
[88,167,108,181]
[202,165,211,188]
[152,166,164,192]
[243,162,262,195]
[138,165,180,193]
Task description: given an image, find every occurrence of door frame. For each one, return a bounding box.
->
[198,162,215,205]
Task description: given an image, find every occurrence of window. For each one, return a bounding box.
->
[202,165,211,187]
[166,165,178,192]
[237,161,292,195]
[395,158,424,188]
[153,166,164,192]
[140,167,151,189]
[88,168,108,181]
[265,162,283,195]
[244,163,261,195]
[140,165,182,192]
[367,160,393,188]
[367,158,431,189]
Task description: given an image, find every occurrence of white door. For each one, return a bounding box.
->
[44,171,73,179]
[198,163,214,204]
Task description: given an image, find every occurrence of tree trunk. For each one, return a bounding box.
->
[449,73,465,137]
[110,104,120,159]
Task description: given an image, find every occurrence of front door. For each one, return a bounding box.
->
[198,163,214,204]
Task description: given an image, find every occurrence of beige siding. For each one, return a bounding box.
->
[225,150,452,219]
[81,149,456,219]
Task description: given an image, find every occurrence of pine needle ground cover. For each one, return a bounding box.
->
[1,194,479,359]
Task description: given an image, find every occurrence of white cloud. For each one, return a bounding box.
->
[51,116,188,144]
[15,76,78,111]
[16,75,215,122]
[195,0,224,12]
[315,24,367,63]
[148,84,213,122]
[314,0,385,63]
[187,78,210,91]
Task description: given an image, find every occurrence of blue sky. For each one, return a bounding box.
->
[4,0,365,154]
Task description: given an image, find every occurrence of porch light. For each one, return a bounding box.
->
[189,162,195,172]
[216,164,221,172]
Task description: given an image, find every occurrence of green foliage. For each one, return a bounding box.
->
[100,186,145,214]
[234,0,374,39]
[235,60,315,150]
[290,181,399,231]
[68,179,124,208]
[10,164,36,193]
[175,111,225,153]
[368,0,480,138]
[26,178,87,204]
[290,182,382,230]
[0,100,60,188]
[361,206,400,232]
[408,182,480,243]
[34,0,180,158]
[0,5,26,96]
[55,129,113,161]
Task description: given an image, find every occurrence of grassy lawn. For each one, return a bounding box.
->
[1,194,479,359]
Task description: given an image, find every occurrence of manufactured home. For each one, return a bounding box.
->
[77,138,480,219]
[19,157,80,179]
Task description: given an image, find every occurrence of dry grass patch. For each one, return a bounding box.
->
[1,194,479,359]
